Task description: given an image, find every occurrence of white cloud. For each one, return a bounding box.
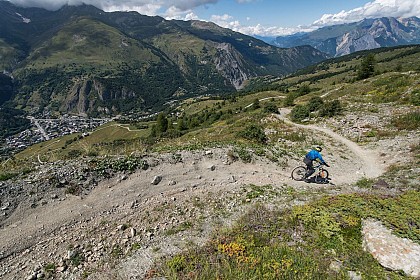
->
[210,14,242,30]
[184,12,199,21]
[210,13,316,37]
[158,0,217,11]
[236,24,316,37]
[7,0,218,12]
[164,6,188,19]
[105,3,161,16]
[211,0,420,37]
[211,14,233,22]
[313,0,420,27]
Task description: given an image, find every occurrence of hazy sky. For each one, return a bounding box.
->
[7,0,420,36]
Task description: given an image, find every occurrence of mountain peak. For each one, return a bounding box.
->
[273,16,420,57]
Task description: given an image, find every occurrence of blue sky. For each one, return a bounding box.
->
[8,0,420,36]
[195,1,371,28]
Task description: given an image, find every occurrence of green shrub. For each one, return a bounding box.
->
[290,105,310,122]
[283,93,296,107]
[111,245,123,258]
[237,124,267,144]
[356,177,374,188]
[156,113,169,133]
[263,102,278,114]
[86,150,99,157]
[69,251,84,266]
[298,84,311,95]
[318,100,342,117]
[234,147,252,163]
[410,90,420,106]
[65,185,81,195]
[0,172,18,181]
[251,98,261,110]
[307,96,324,112]
[67,149,82,159]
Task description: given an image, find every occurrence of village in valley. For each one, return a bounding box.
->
[2,114,110,158]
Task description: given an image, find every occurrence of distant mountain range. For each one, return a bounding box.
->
[272,17,420,57]
[0,1,327,117]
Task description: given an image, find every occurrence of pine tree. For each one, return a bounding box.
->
[156,113,168,133]
[357,54,376,80]
[251,98,260,110]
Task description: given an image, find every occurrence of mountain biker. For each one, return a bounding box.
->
[304,146,329,179]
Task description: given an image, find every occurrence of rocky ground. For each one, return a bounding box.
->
[0,110,419,279]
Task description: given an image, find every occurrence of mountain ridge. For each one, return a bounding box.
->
[0,1,327,117]
[272,16,420,57]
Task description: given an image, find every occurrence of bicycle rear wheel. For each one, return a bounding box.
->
[291,166,307,181]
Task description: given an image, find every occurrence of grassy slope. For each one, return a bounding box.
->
[0,39,21,70]
[21,17,160,71]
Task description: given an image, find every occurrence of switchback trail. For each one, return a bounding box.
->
[278,108,385,180]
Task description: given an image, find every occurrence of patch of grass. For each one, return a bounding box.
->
[111,245,123,259]
[356,177,375,188]
[234,146,252,163]
[245,185,276,200]
[166,255,188,273]
[246,185,267,200]
[0,172,18,181]
[279,131,306,142]
[44,263,56,272]
[165,222,193,236]
[69,252,84,266]
[391,111,420,130]
[155,191,419,279]
[131,243,141,251]
[410,89,420,106]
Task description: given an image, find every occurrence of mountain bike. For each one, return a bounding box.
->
[291,163,329,183]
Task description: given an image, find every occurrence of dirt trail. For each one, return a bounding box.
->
[278,108,385,180]
[0,152,292,271]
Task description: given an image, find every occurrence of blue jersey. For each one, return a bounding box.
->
[305,150,325,164]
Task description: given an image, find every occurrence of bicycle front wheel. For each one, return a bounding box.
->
[319,169,329,179]
[291,166,307,181]
[314,169,329,183]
